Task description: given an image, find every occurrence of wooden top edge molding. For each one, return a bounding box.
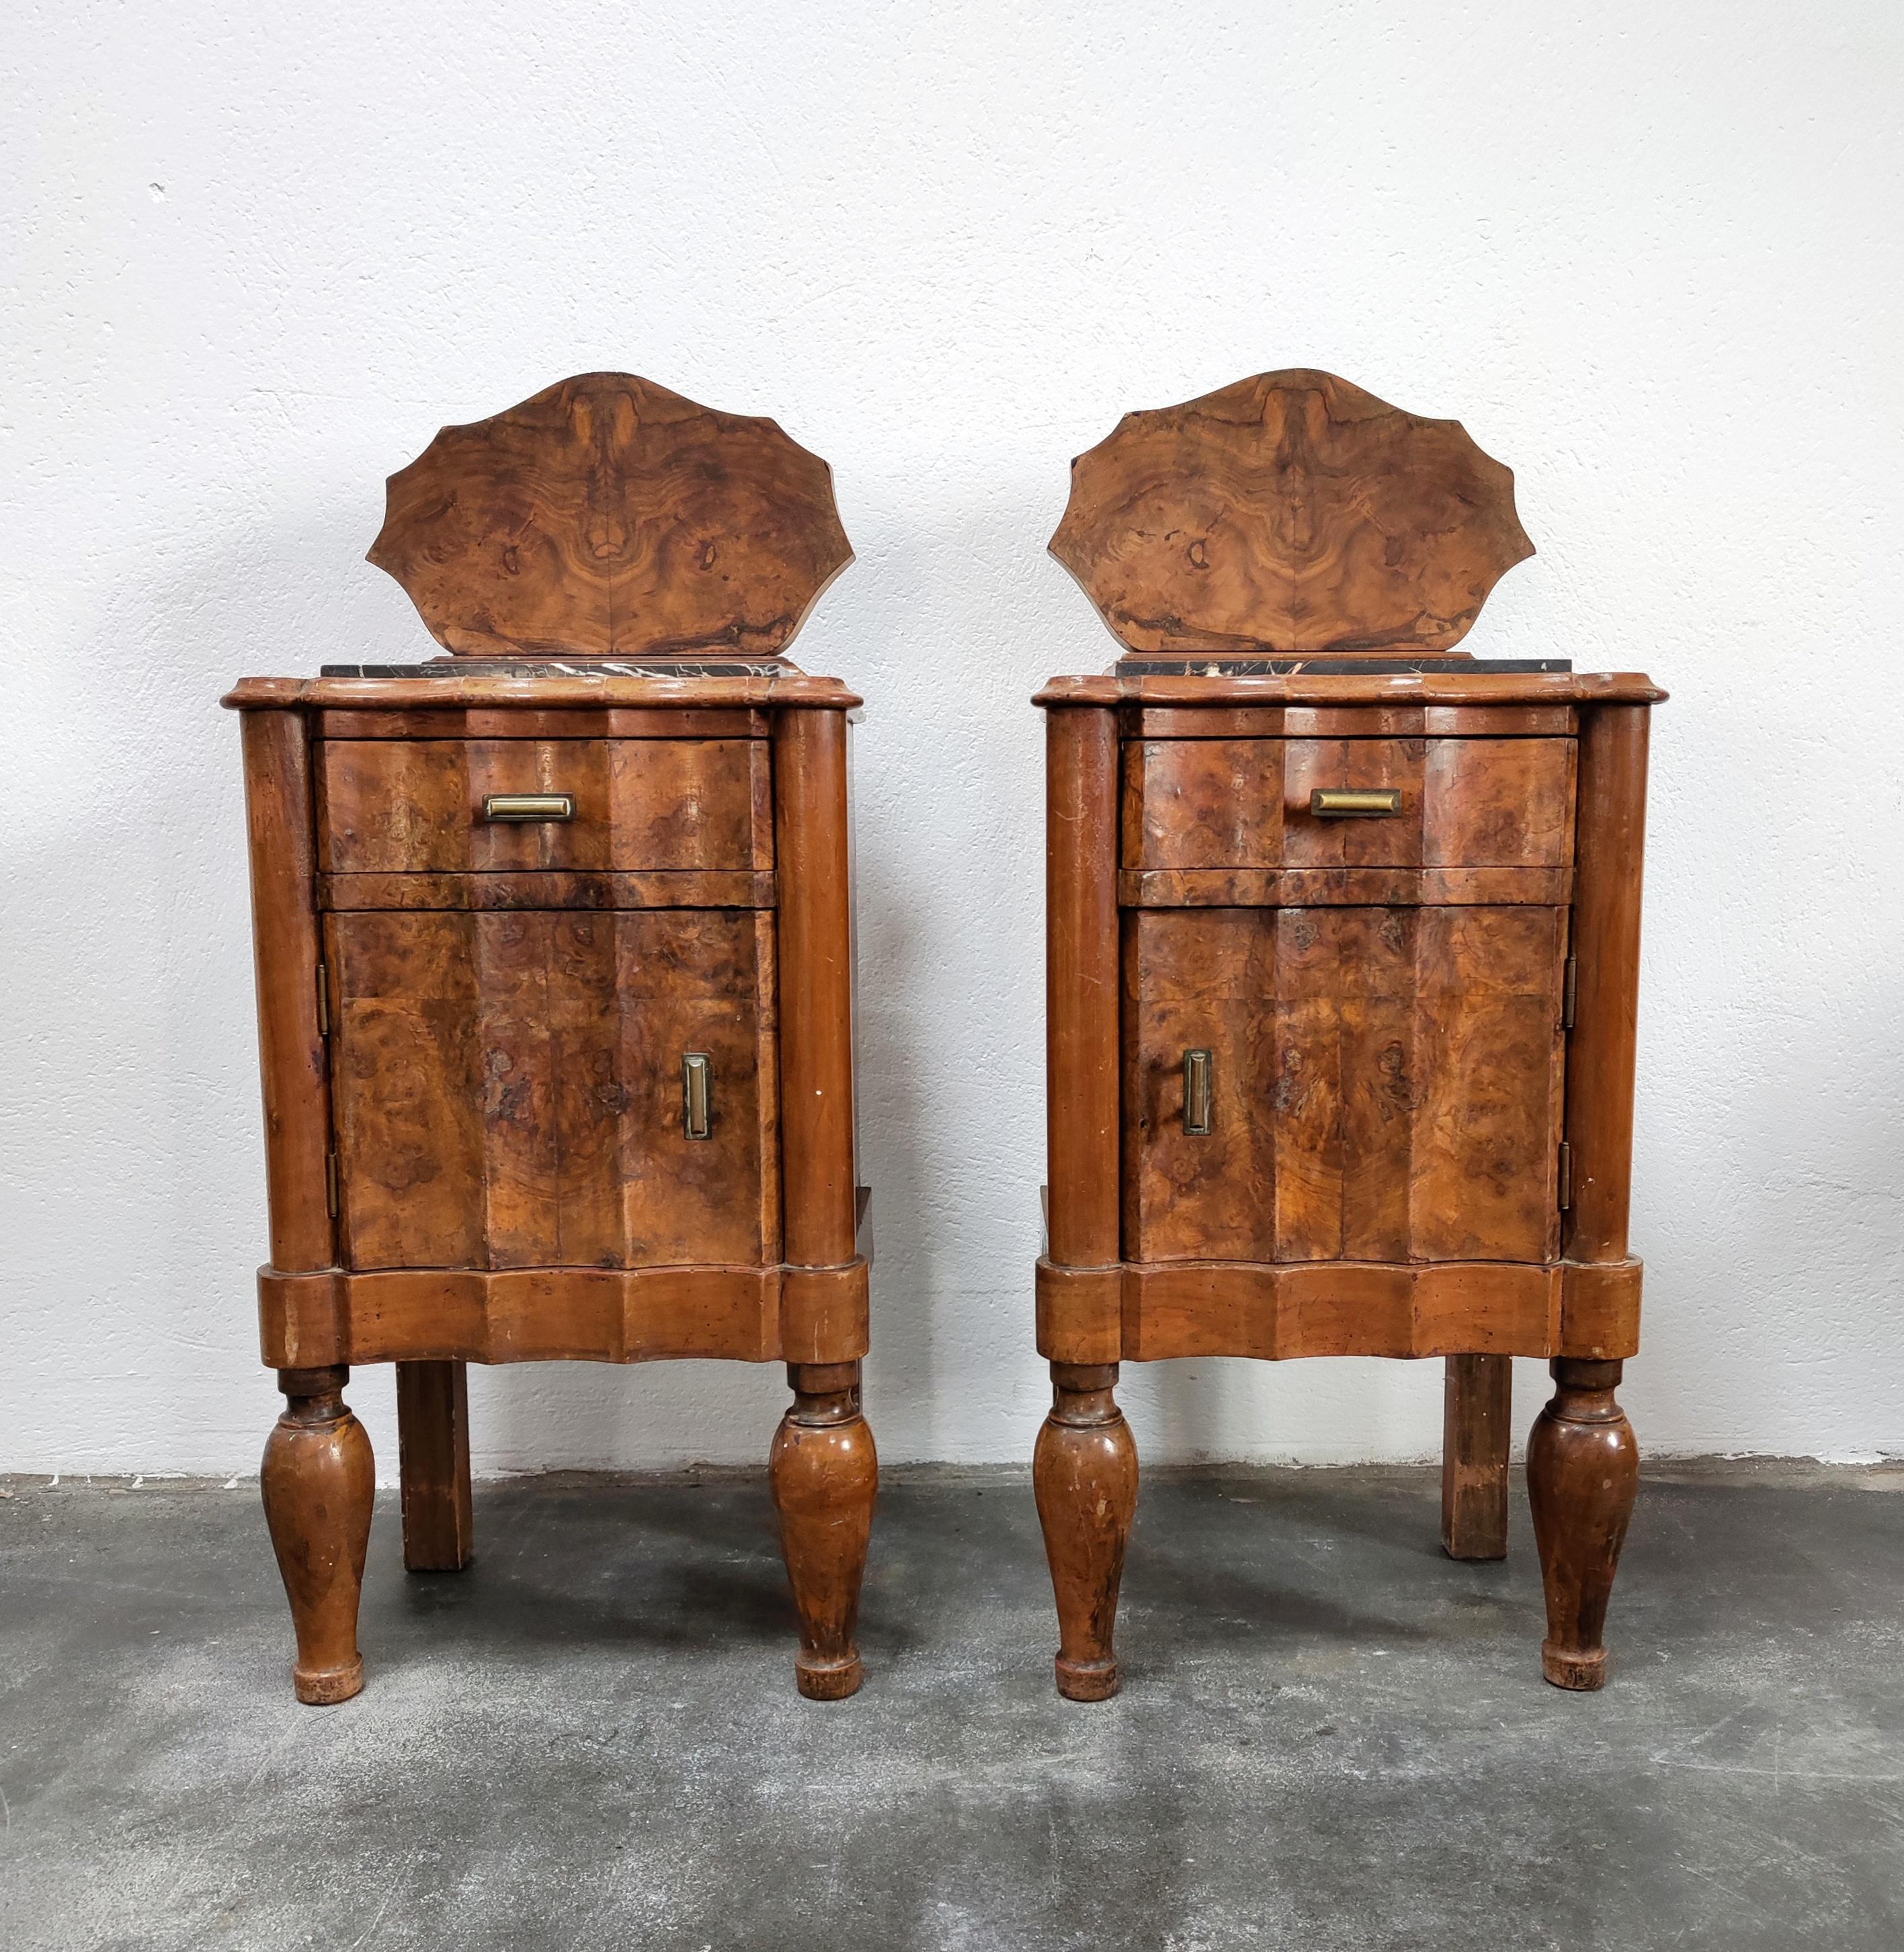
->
[1034,671,1665,708]
[1050,368,1536,655]
[222,673,862,711]
[367,372,854,660]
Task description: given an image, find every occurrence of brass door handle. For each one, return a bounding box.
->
[482,794,575,821]
[682,1053,713,1140]
[1310,788,1402,817]
[1183,1048,1213,1136]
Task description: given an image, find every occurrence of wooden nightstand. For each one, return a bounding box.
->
[227,374,876,1703]
[1032,370,1663,1699]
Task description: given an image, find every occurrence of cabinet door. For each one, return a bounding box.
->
[328,910,778,1271]
[1123,906,1565,1265]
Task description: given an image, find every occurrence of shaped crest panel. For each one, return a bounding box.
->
[1049,370,1534,656]
[368,372,853,659]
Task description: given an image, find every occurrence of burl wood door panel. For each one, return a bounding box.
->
[327,910,778,1271]
[1124,906,1565,1265]
[1122,738,1575,871]
[317,738,772,874]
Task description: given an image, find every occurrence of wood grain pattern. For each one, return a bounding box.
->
[317,707,768,741]
[1118,866,1570,908]
[1565,706,1650,1265]
[1122,905,1565,1265]
[1119,1260,1561,1361]
[317,738,772,874]
[771,1363,877,1699]
[1045,708,1122,1276]
[319,869,776,913]
[1129,705,1577,740]
[258,1263,782,1367]
[368,373,852,659]
[1122,738,1575,872]
[1034,1363,1137,1701]
[261,1367,374,1705]
[1528,1357,1639,1689]
[1050,370,1534,654]
[772,710,864,1367]
[327,909,778,1271]
[239,711,334,1272]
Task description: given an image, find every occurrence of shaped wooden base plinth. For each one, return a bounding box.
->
[770,1363,877,1700]
[1528,1358,1639,1690]
[1034,1363,1139,1701]
[261,1366,374,1705]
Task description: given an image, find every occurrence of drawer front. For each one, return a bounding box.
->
[1122,737,1576,872]
[327,908,778,1271]
[318,738,773,875]
[1122,904,1565,1265]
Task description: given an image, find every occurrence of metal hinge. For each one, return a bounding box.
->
[326,1152,340,1218]
[315,964,330,1036]
[1561,956,1577,1031]
[1557,1142,1573,1210]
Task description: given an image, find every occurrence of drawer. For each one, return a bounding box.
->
[1121,737,1576,872]
[317,738,773,875]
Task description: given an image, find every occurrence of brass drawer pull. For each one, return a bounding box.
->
[482,793,574,822]
[1183,1048,1213,1136]
[682,1053,713,1140]
[1310,788,1402,817]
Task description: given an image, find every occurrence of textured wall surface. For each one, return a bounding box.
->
[5,1,1902,1473]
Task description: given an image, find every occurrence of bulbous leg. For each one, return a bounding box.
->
[1034,1361,1138,1701]
[261,1365,374,1705]
[1528,1357,1639,1690]
[770,1362,877,1700]
[1441,1354,1512,1561]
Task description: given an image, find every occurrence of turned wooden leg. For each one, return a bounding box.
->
[397,1360,474,1572]
[1034,1361,1138,1701]
[1528,1357,1639,1691]
[1441,1354,1512,1560]
[770,1361,877,1701]
[260,1365,374,1705]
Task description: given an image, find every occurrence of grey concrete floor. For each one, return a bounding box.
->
[3,1462,1902,1951]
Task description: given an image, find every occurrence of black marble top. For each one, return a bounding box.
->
[319,659,792,679]
[1113,656,1572,677]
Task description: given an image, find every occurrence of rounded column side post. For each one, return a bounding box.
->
[1044,704,1121,1279]
[1038,704,1131,1697]
[1564,703,1651,1265]
[772,706,859,1284]
[239,708,334,1276]
[772,708,874,1694]
[1534,701,1651,1686]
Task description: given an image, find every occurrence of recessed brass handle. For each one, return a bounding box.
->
[1309,788,1402,818]
[682,1053,713,1141]
[1183,1048,1213,1136]
[482,794,575,822]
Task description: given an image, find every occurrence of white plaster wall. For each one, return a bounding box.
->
[5,1,1903,1475]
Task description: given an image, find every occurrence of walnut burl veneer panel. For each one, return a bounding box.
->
[1050,370,1534,654]
[327,910,777,1271]
[1122,738,1575,872]
[368,372,852,659]
[1123,905,1565,1265]
[318,738,772,874]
